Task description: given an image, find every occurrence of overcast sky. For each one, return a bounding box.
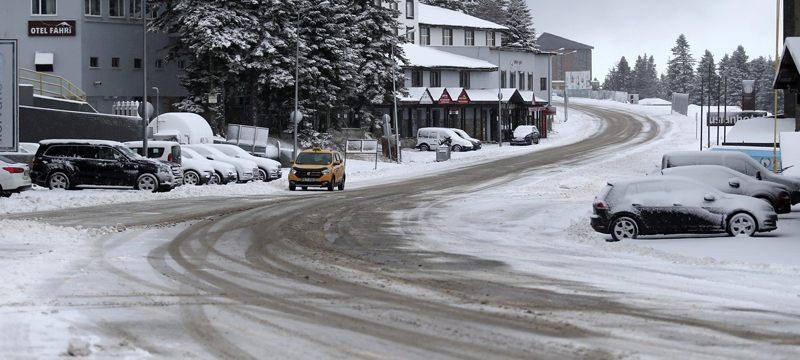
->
[528,0,780,80]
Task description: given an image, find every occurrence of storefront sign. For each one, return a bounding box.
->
[707,111,768,127]
[438,90,453,105]
[456,89,470,104]
[0,40,18,152]
[28,21,76,37]
[419,90,434,105]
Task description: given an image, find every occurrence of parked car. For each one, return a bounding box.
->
[185,144,257,183]
[209,144,282,182]
[450,128,482,150]
[288,148,345,191]
[0,155,32,197]
[660,165,792,214]
[30,140,176,192]
[416,127,473,152]
[510,125,540,145]
[124,141,185,186]
[182,147,236,185]
[591,176,778,241]
[0,142,39,165]
[662,151,800,205]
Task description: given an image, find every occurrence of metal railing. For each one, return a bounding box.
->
[18,67,87,101]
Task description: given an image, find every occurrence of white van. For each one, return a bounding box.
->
[416,127,473,152]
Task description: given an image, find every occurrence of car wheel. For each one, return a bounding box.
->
[420,144,430,152]
[214,172,227,185]
[534,137,540,144]
[727,212,757,237]
[328,177,335,191]
[338,176,345,191]
[208,173,220,185]
[48,172,71,190]
[257,168,268,182]
[452,144,462,152]
[289,183,296,191]
[136,173,159,192]
[610,216,639,242]
[0,186,8,198]
[184,170,201,186]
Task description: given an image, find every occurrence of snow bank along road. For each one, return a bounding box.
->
[7,103,799,359]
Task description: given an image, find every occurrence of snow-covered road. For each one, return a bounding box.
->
[1,99,799,359]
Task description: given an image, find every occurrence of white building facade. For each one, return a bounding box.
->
[390,1,553,142]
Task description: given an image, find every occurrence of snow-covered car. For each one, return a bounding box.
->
[660,165,792,214]
[450,128,481,150]
[124,141,185,187]
[182,147,236,185]
[591,176,778,241]
[210,144,282,182]
[0,155,32,197]
[185,145,257,183]
[510,125,540,145]
[662,151,800,205]
[30,140,176,192]
[416,128,473,152]
[0,142,39,164]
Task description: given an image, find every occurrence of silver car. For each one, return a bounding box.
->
[0,155,32,197]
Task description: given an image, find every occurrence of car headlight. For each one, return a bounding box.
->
[321,168,331,175]
[227,170,236,176]
[159,166,171,173]
[291,168,298,174]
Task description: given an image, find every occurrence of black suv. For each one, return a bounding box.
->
[31,140,177,192]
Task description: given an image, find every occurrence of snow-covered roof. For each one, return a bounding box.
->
[399,87,432,103]
[464,89,524,103]
[418,4,508,30]
[725,117,796,144]
[775,37,800,90]
[536,33,594,51]
[401,44,498,70]
[39,139,124,146]
[518,91,547,104]
[639,98,672,106]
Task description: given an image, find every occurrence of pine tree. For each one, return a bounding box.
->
[691,50,718,105]
[665,34,696,96]
[503,0,537,49]
[719,45,750,106]
[615,56,633,92]
[631,54,659,98]
[470,0,508,25]
[749,56,781,112]
[420,0,475,13]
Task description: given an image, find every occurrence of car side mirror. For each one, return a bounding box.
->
[704,193,717,202]
[728,179,740,188]
[756,171,762,180]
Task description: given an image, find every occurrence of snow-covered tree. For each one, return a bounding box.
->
[631,54,659,98]
[665,34,696,96]
[719,45,750,106]
[691,50,718,105]
[420,0,475,13]
[470,0,507,25]
[503,0,537,49]
[748,56,782,112]
[604,56,632,92]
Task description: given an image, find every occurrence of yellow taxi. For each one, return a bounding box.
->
[288,148,346,191]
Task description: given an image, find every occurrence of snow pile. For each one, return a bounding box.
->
[638,97,671,106]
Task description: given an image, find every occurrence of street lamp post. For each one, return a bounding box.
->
[141,0,148,155]
[391,28,415,164]
[497,50,502,147]
[151,87,159,133]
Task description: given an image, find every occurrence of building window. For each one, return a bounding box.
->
[486,31,496,47]
[459,71,471,89]
[528,73,534,91]
[540,77,548,91]
[518,72,525,90]
[83,0,99,16]
[430,71,441,87]
[111,57,120,68]
[133,58,142,69]
[420,26,430,46]
[510,72,517,88]
[500,70,507,88]
[465,30,474,46]
[405,0,414,19]
[154,59,164,70]
[411,70,423,87]
[109,0,124,17]
[130,0,144,18]
[442,28,453,46]
[89,57,99,68]
[33,0,57,15]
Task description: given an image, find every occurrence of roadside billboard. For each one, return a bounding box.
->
[0,40,18,152]
[706,111,768,127]
[565,71,591,90]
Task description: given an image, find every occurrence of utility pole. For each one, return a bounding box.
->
[141,0,148,155]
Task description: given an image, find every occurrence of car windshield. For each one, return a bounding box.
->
[116,145,142,159]
[296,152,332,165]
